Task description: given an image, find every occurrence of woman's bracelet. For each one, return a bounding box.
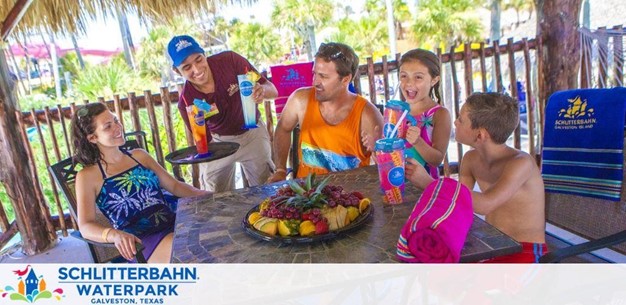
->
[102,228,112,242]
[275,168,287,174]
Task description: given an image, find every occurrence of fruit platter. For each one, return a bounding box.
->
[242,173,372,243]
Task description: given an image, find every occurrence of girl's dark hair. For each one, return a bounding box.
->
[70,103,108,166]
[400,49,442,104]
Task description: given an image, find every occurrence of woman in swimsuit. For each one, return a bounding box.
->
[71,103,208,263]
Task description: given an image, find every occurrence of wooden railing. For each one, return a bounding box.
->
[3,31,624,251]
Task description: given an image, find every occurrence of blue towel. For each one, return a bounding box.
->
[542,88,626,201]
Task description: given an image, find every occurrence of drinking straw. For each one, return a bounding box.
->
[388,109,408,138]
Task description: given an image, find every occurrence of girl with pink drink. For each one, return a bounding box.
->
[400,49,452,179]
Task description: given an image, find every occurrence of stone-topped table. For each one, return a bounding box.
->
[171,166,521,263]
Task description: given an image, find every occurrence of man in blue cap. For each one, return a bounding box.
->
[167,35,278,192]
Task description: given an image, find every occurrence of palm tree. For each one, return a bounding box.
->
[134,18,201,83]
[409,0,484,117]
[409,0,484,50]
[328,17,389,60]
[365,0,411,39]
[229,22,287,67]
[271,0,335,60]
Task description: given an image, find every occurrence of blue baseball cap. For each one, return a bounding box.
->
[167,35,205,67]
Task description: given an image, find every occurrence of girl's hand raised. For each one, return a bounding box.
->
[405,126,422,146]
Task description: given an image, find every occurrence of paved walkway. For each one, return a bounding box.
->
[0,231,93,264]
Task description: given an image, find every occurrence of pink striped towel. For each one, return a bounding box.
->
[397,178,473,263]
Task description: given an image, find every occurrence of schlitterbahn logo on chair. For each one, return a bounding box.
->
[555,95,597,129]
[1,265,65,303]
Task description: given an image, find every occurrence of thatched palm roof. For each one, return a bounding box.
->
[0,0,254,38]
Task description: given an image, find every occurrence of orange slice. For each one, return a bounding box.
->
[248,212,262,225]
[359,198,371,213]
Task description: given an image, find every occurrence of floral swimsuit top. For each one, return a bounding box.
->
[95,151,177,238]
[405,105,443,179]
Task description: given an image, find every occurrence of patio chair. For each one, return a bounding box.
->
[49,132,148,263]
[289,125,300,178]
[538,88,626,263]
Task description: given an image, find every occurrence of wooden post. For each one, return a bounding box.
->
[382,55,390,102]
[479,42,488,92]
[396,52,403,101]
[613,25,624,87]
[1,0,34,40]
[492,40,504,93]
[160,87,182,181]
[144,90,164,166]
[367,57,376,104]
[580,29,591,88]
[448,45,463,163]
[507,38,521,150]
[537,0,582,97]
[113,94,125,134]
[522,38,537,159]
[56,104,72,157]
[31,109,67,236]
[127,92,141,132]
[0,48,56,255]
[596,27,609,88]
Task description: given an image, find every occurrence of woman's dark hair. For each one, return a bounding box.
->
[71,103,108,166]
[400,49,442,104]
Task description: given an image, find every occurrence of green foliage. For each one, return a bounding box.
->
[410,0,485,49]
[229,22,287,67]
[365,0,411,23]
[59,52,86,77]
[328,16,389,61]
[271,0,335,38]
[0,184,16,223]
[72,60,146,101]
[134,18,202,81]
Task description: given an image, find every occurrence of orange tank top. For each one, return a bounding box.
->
[297,89,370,178]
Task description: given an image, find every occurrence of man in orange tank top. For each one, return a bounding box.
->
[267,42,384,182]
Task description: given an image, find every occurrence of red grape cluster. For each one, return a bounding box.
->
[321,185,364,208]
[302,208,323,223]
[261,201,300,220]
[273,185,296,197]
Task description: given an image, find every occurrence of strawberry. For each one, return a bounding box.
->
[301,211,312,221]
[315,219,329,234]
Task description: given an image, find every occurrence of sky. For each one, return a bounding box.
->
[14,0,626,54]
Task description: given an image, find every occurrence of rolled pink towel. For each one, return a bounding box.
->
[397,178,473,263]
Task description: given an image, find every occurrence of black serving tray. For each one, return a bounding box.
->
[242,202,373,244]
[165,142,240,165]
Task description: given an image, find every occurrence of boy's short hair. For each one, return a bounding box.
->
[465,92,519,144]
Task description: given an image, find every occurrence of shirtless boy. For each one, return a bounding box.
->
[406,92,546,263]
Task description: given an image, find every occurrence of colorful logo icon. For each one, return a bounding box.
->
[388,167,405,187]
[240,81,254,96]
[1,265,64,303]
[282,68,305,82]
[558,95,594,118]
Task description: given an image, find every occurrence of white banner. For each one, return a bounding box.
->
[1,264,625,304]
